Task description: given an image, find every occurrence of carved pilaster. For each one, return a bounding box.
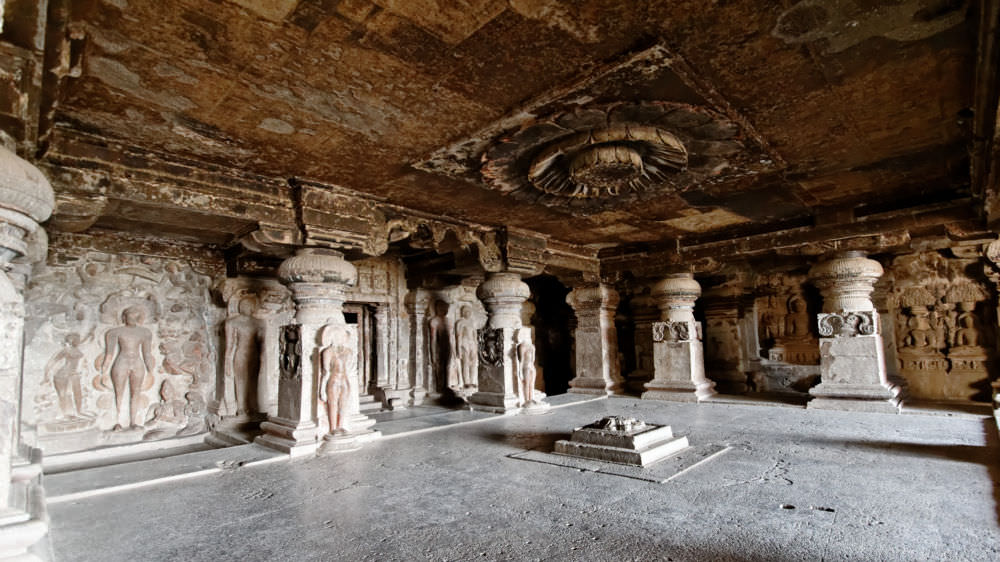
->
[565,285,623,395]
[626,294,658,394]
[469,273,535,413]
[702,285,747,394]
[808,252,900,413]
[0,143,54,558]
[405,289,431,405]
[256,248,379,456]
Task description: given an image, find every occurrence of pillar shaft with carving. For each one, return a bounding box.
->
[702,285,747,394]
[807,251,900,413]
[405,290,431,405]
[257,248,379,456]
[566,285,623,395]
[642,274,716,402]
[626,294,658,394]
[0,143,54,558]
[470,273,531,413]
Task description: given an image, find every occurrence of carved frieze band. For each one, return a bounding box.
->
[477,327,504,367]
[279,324,302,380]
[816,311,876,338]
[651,321,699,343]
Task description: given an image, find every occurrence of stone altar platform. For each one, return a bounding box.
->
[554,416,690,466]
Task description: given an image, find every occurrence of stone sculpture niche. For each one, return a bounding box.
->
[100,305,156,431]
[749,273,820,396]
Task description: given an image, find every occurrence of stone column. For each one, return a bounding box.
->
[807,251,900,413]
[626,294,658,394]
[702,286,746,394]
[469,273,535,413]
[642,274,716,402]
[405,289,431,405]
[0,144,54,558]
[256,248,379,456]
[566,285,624,395]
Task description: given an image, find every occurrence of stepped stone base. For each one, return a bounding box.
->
[553,416,689,467]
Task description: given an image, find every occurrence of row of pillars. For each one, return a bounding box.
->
[560,252,900,413]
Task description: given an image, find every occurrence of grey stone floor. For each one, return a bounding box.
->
[48,397,1000,561]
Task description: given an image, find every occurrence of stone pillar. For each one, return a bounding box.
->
[469,273,534,413]
[0,144,54,558]
[702,286,746,394]
[738,293,763,386]
[566,285,624,395]
[642,274,716,402]
[626,294,657,394]
[807,251,900,413]
[256,248,379,456]
[405,289,431,405]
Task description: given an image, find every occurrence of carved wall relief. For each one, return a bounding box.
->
[23,242,224,454]
[889,251,994,401]
[478,327,504,368]
[754,273,819,365]
[420,281,487,401]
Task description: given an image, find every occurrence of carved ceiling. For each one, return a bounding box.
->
[6,0,984,251]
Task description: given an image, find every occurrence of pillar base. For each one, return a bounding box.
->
[568,376,623,395]
[318,429,381,455]
[0,450,49,562]
[642,379,717,402]
[409,386,428,406]
[206,414,265,448]
[520,400,551,415]
[255,418,320,457]
[469,391,521,414]
[807,383,901,414]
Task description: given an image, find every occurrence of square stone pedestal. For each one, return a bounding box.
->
[808,315,900,413]
[554,416,689,467]
[642,321,716,402]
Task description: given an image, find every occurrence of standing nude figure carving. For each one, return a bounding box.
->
[319,326,353,434]
[224,298,261,416]
[516,328,538,406]
[43,333,88,419]
[453,305,478,388]
[100,306,154,431]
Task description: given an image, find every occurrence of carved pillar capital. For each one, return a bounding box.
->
[808,251,883,313]
[278,248,357,324]
[477,272,530,329]
[0,145,54,264]
[652,273,701,322]
[567,284,620,315]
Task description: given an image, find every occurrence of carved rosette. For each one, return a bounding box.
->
[481,102,768,213]
[0,144,54,263]
[808,251,883,313]
[652,273,701,322]
[651,321,697,342]
[817,311,877,338]
[476,272,531,330]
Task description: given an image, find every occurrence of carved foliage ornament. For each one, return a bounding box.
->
[477,327,504,367]
[652,321,694,342]
[817,312,876,338]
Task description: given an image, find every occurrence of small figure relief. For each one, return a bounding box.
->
[902,313,936,349]
[143,380,207,440]
[318,325,353,435]
[515,328,538,406]
[279,325,302,380]
[453,305,478,389]
[43,333,95,422]
[223,298,262,417]
[953,302,979,348]
[477,326,504,367]
[428,300,453,389]
[99,306,155,431]
[784,296,810,339]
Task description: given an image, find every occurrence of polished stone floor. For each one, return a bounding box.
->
[48,397,1000,561]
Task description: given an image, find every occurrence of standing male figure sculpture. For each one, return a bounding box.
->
[318,325,353,434]
[453,305,478,388]
[427,300,451,392]
[100,306,155,431]
[223,297,261,416]
[516,328,538,406]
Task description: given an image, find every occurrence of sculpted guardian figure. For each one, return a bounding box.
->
[427,300,451,391]
[100,306,155,431]
[453,305,478,388]
[223,298,262,416]
[318,326,353,434]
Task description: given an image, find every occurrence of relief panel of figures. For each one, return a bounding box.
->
[22,246,224,454]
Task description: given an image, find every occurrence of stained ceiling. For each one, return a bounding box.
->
[37,0,979,248]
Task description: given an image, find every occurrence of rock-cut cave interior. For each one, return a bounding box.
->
[0,0,999,560]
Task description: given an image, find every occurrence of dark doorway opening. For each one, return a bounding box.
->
[526,275,574,396]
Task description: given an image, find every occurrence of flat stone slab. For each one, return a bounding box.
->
[46,444,286,504]
[511,443,730,483]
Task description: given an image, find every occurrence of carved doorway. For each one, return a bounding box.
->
[525,275,574,396]
[344,304,377,400]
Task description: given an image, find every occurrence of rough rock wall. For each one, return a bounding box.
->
[21,232,225,455]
